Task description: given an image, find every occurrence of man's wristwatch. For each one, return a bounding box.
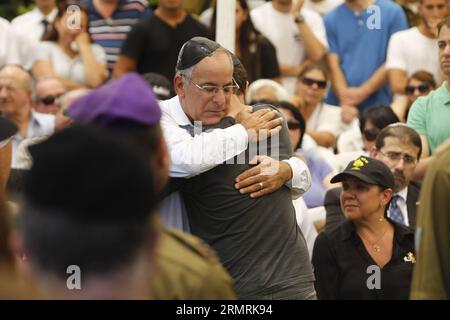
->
[294,15,305,24]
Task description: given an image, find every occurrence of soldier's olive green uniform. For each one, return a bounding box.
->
[410,142,450,300]
[153,225,236,300]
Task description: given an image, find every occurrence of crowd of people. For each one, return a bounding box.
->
[0,0,449,300]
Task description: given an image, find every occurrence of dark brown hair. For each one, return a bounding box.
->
[375,124,423,159]
[298,62,329,82]
[42,1,90,42]
[211,0,267,82]
[408,70,437,89]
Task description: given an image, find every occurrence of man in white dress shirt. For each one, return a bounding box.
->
[159,37,312,231]
[160,37,316,299]
[0,65,55,167]
[11,0,59,69]
[0,18,20,67]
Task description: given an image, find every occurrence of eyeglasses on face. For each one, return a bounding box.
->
[301,77,327,89]
[362,128,380,141]
[190,78,240,96]
[405,84,430,95]
[379,150,417,165]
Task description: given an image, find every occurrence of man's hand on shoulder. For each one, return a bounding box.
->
[235,108,282,142]
[234,155,292,198]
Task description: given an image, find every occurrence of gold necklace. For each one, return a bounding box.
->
[358,226,389,253]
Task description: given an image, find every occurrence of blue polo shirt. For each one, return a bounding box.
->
[324,0,407,110]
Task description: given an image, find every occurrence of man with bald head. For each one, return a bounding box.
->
[0,65,55,167]
[33,77,66,115]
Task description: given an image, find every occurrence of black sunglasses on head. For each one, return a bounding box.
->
[405,84,430,95]
[362,128,380,141]
[301,77,327,89]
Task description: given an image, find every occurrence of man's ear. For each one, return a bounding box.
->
[370,145,378,158]
[173,75,185,99]
[27,89,33,102]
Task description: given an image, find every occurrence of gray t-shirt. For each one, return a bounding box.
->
[178,105,315,298]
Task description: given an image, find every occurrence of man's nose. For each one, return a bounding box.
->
[0,87,8,98]
[394,157,405,171]
[443,43,450,56]
[212,88,227,105]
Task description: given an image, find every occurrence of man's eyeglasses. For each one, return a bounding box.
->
[191,78,240,96]
[405,84,430,95]
[301,77,327,89]
[379,150,417,165]
[362,128,380,141]
[40,94,63,106]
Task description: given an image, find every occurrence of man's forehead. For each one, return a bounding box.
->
[0,76,16,85]
[192,52,233,81]
[0,69,28,87]
[37,79,65,93]
[422,0,447,5]
[438,26,450,40]
[382,137,420,153]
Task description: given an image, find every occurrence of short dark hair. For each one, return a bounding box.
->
[359,105,400,134]
[232,55,248,95]
[276,101,306,150]
[375,124,422,159]
[437,15,450,37]
[21,125,158,278]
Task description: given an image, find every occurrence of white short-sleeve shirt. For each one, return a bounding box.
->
[0,17,20,67]
[33,41,106,86]
[386,27,440,82]
[251,2,328,94]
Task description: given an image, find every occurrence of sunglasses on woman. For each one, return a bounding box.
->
[301,77,327,89]
[404,84,430,95]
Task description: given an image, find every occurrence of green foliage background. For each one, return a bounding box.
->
[0,0,158,21]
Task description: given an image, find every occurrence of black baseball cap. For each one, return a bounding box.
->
[330,156,395,189]
[0,117,17,141]
[176,37,222,70]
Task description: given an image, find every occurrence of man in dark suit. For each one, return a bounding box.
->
[325,124,422,231]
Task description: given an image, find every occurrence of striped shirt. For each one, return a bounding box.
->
[79,0,151,71]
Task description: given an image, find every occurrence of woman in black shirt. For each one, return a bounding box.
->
[312,156,416,299]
